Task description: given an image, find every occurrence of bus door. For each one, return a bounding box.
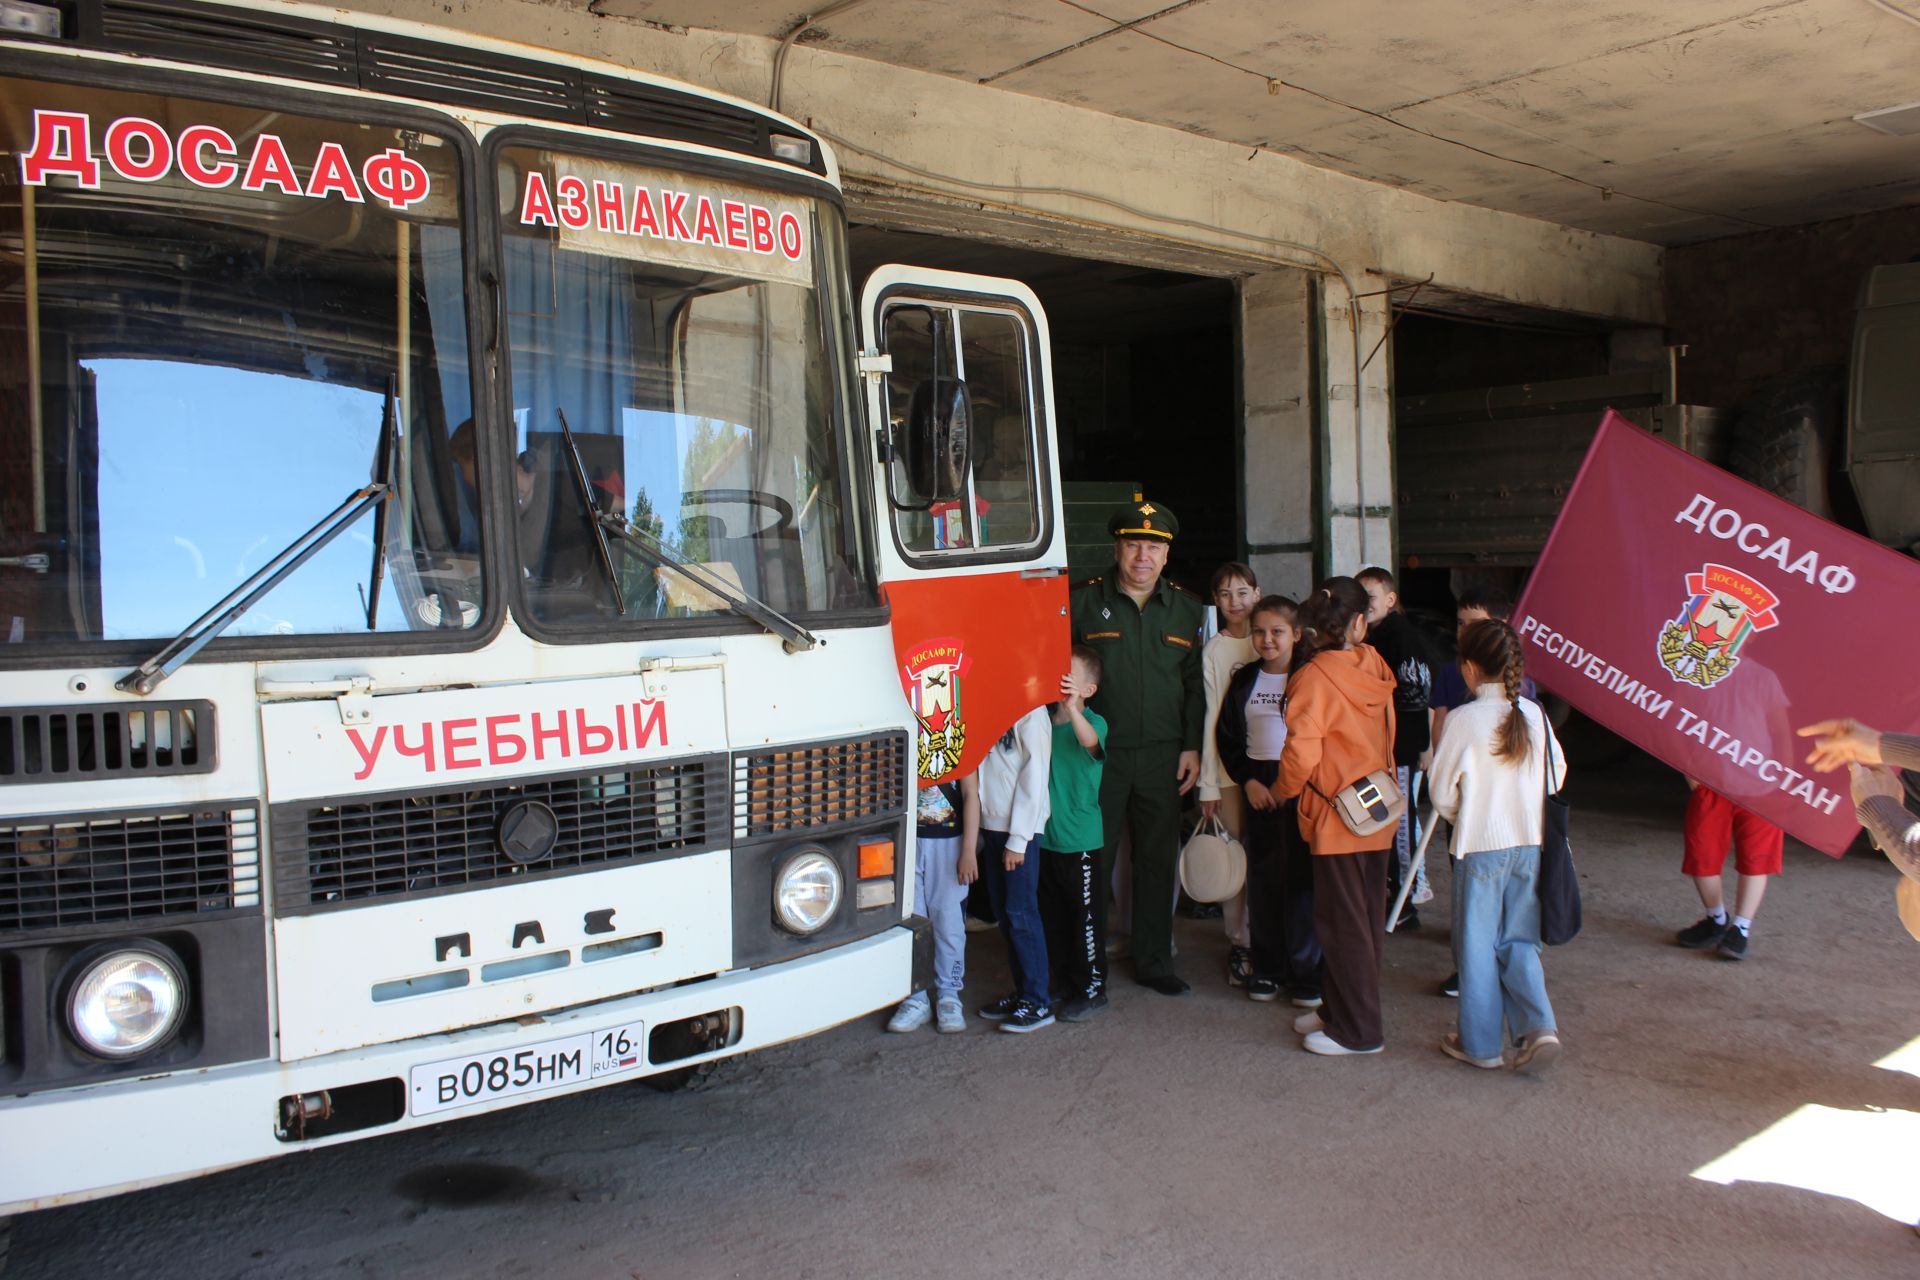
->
[858,268,1068,787]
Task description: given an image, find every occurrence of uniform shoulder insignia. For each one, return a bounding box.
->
[1072,574,1105,589]
[1167,579,1198,597]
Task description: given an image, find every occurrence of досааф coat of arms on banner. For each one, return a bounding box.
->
[1657,562,1780,689]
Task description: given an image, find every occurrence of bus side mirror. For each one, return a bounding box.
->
[903,375,971,503]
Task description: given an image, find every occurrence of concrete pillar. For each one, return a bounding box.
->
[1240,269,1316,600]
[1322,286,1394,578]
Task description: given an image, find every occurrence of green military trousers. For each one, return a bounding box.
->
[1098,742,1185,981]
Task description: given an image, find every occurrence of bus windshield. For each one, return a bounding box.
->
[0,76,478,647]
[497,146,873,631]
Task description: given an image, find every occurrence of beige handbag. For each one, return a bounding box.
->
[1306,701,1405,839]
[1310,770,1406,839]
[1178,814,1247,903]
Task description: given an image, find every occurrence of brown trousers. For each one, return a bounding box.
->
[1311,848,1391,1050]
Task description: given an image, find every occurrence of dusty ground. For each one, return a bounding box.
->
[9,748,1919,1280]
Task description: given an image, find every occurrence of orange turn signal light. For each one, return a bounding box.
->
[857,838,895,880]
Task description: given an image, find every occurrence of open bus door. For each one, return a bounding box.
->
[858,268,1069,787]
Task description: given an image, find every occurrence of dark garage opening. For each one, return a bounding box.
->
[1389,309,1618,616]
[850,226,1237,588]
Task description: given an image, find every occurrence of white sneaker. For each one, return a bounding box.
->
[886,994,931,1033]
[1303,1030,1382,1056]
[935,994,965,1034]
[1293,1010,1324,1035]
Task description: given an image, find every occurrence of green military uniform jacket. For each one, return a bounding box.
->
[1070,570,1206,753]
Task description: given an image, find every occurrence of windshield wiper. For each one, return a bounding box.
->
[600,508,821,653]
[362,377,402,630]
[556,407,628,616]
[117,404,399,696]
[552,408,819,653]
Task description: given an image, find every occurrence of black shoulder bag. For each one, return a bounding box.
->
[1536,720,1581,945]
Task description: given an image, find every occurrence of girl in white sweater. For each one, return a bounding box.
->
[1427,620,1568,1073]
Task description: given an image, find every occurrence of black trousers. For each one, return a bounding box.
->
[1038,847,1106,1001]
[1245,793,1321,991]
[1312,848,1391,1051]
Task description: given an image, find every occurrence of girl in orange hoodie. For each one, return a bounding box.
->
[1275,577,1398,1055]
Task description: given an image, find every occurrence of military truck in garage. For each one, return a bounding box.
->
[1395,261,1920,575]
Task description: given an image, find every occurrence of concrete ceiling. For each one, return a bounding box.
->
[588,0,1920,245]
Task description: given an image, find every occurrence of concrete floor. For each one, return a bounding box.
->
[9,753,1919,1280]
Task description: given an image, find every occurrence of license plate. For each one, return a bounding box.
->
[408,1021,645,1117]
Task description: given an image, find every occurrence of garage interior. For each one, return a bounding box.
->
[849,226,1238,586]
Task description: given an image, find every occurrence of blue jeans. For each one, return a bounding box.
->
[981,829,1049,1006]
[1452,844,1556,1061]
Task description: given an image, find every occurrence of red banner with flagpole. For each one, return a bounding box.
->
[1513,410,1920,855]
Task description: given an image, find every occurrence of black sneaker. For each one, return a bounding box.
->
[1438,972,1459,999]
[1246,975,1282,1002]
[1059,992,1109,1022]
[999,999,1055,1033]
[1226,946,1253,988]
[977,993,1019,1021]
[1676,916,1729,949]
[1136,973,1191,996]
[1390,904,1421,931]
[1717,926,1750,961]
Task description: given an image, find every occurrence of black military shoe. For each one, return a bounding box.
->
[1137,973,1191,996]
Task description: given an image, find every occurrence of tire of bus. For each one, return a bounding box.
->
[1726,368,1845,520]
[1,1213,11,1276]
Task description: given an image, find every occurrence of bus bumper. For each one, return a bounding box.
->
[0,923,919,1215]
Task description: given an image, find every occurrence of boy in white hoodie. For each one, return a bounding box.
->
[976,704,1054,1032]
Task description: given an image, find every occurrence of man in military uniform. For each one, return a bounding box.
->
[1070,499,1206,995]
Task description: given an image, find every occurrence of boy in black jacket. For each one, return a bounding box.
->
[1215,596,1322,1006]
[1359,567,1436,929]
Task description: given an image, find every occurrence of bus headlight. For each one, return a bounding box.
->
[773,848,842,935]
[67,946,188,1059]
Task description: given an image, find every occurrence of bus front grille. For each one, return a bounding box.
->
[733,733,909,839]
[0,803,257,934]
[270,755,728,914]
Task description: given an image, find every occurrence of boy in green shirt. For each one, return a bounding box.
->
[1039,645,1110,1022]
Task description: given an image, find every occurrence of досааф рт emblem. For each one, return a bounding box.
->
[1657,562,1780,689]
[904,637,970,780]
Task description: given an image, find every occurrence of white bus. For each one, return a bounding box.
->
[0,0,1067,1228]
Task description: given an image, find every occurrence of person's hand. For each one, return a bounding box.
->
[1798,718,1884,771]
[1003,844,1026,872]
[1198,798,1219,822]
[1176,750,1201,795]
[956,847,978,886]
[1245,779,1275,812]
[1418,749,1432,775]
[1059,671,1093,704]
[1851,763,1904,808]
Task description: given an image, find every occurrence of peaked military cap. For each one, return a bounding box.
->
[1108,498,1177,542]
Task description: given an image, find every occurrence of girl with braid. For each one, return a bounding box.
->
[1428,619,1568,1073]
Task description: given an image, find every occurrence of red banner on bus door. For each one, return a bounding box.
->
[1512,410,1920,855]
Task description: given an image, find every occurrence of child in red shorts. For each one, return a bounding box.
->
[1675,779,1783,960]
